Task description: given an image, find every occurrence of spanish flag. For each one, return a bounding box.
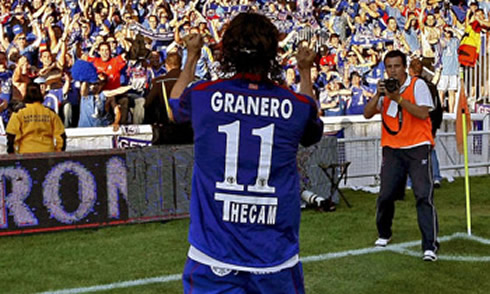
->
[458,21,483,67]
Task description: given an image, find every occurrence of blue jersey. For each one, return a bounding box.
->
[78,93,109,127]
[43,88,64,113]
[0,71,12,102]
[346,85,372,115]
[171,75,323,271]
[323,95,347,116]
[365,62,385,93]
[0,71,12,124]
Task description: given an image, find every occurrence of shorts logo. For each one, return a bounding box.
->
[211,266,232,277]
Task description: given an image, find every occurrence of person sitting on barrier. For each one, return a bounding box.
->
[72,60,122,130]
[169,12,323,294]
[6,82,66,154]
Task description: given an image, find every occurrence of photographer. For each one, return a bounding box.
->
[363,50,439,262]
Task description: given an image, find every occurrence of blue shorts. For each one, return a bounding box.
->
[182,258,305,294]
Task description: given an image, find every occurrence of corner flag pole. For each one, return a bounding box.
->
[462,109,471,236]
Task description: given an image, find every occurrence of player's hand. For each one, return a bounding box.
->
[184,33,203,57]
[296,45,315,71]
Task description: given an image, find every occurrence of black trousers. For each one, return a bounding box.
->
[376,145,439,251]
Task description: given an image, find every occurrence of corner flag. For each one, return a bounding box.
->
[455,77,472,235]
[455,78,471,154]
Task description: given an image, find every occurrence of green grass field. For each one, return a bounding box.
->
[1,176,490,294]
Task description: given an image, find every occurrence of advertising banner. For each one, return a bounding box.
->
[0,147,192,236]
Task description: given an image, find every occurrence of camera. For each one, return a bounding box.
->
[383,78,400,93]
[301,190,336,212]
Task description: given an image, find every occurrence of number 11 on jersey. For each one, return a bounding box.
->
[216,120,276,194]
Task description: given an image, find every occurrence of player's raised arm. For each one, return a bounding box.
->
[170,34,203,99]
[296,45,316,99]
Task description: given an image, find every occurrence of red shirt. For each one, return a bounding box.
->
[87,55,127,90]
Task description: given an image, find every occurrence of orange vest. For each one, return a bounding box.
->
[381,77,434,148]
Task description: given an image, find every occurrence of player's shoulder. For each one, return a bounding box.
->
[275,83,317,107]
[187,78,227,92]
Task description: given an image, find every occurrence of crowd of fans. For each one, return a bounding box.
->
[0,0,489,130]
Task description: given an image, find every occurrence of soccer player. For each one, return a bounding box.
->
[170,12,323,294]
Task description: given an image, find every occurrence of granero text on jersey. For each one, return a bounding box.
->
[210,91,293,119]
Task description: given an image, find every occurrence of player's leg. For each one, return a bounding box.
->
[247,262,305,294]
[182,258,246,294]
[437,75,448,110]
[406,145,439,252]
[131,97,145,124]
[376,147,407,241]
[447,75,458,113]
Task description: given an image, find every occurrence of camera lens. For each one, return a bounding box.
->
[385,78,400,93]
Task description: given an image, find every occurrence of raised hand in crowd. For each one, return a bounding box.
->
[170,33,203,100]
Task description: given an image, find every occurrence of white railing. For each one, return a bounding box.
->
[321,113,490,187]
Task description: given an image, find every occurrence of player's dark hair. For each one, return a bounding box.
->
[219,12,282,83]
[24,82,44,103]
[383,50,407,68]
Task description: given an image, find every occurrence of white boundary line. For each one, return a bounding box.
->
[37,275,182,294]
[37,232,490,294]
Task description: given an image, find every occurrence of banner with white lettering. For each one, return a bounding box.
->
[112,136,152,149]
[475,103,490,114]
[0,147,192,236]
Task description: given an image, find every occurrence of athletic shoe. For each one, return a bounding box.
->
[374,237,391,247]
[434,180,441,188]
[423,250,437,261]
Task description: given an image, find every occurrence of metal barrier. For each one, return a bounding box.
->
[337,130,490,187]
[321,113,490,187]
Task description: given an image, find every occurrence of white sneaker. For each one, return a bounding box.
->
[423,250,437,261]
[375,237,391,247]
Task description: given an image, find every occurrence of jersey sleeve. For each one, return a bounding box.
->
[6,112,21,136]
[414,79,434,110]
